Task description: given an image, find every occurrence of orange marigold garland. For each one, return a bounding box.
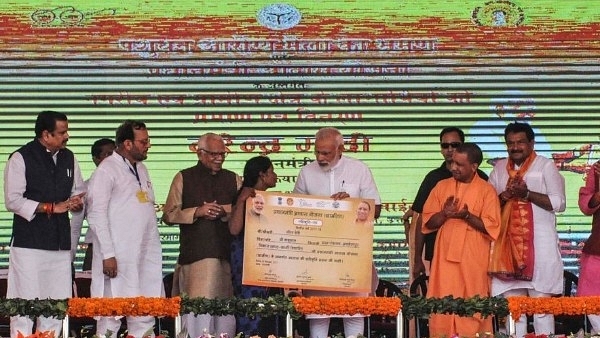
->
[16,331,55,338]
[67,296,181,317]
[507,296,600,320]
[292,296,401,317]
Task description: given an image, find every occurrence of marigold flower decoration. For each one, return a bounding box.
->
[507,296,600,320]
[292,296,401,317]
[67,296,181,317]
[16,331,55,338]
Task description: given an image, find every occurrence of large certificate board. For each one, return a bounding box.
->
[242,191,375,293]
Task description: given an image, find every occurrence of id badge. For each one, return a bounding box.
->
[136,189,149,203]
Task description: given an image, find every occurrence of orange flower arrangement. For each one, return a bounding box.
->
[292,296,401,317]
[67,296,181,317]
[507,296,600,320]
[16,331,55,338]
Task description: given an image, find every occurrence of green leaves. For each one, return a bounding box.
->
[0,294,509,321]
[0,298,68,319]
[399,294,509,319]
[180,294,301,320]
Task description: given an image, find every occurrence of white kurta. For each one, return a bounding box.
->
[293,155,381,318]
[488,155,566,295]
[70,180,88,260]
[4,150,85,297]
[294,155,382,204]
[86,152,163,298]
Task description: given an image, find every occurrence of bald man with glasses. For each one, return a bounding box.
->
[162,132,241,338]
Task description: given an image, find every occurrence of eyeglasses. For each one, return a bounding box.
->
[200,148,228,158]
[133,139,150,146]
[441,142,461,149]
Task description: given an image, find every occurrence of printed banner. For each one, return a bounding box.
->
[242,191,375,292]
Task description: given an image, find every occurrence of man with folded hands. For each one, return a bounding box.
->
[422,143,500,337]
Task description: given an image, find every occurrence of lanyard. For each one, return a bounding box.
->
[121,154,142,188]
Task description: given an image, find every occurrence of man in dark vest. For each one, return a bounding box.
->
[4,111,85,337]
[162,132,240,338]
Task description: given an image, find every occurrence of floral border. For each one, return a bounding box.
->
[2,295,598,320]
[67,296,181,317]
[507,296,600,320]
[292,296,401,316]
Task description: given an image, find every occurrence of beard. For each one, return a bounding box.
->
[318,162,331,172]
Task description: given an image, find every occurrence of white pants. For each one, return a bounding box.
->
[10,316,62,338]
[309,317,364,338]
[503,288,555,337]
[182,313,235,338]
[8,248,71,337]
[96,278,155,338]
[96,316,155,338]
[588,315,600,334]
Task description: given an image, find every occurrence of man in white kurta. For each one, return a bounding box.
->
[488,122,565,337]
[87,121,163,338]
[4,111,85,337]
[70,138,116,268]
[293,127,381,338]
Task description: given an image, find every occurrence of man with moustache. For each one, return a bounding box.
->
[4,111,85,337]
[488,122,566,337]
[86,120,163,337]
[162,133,240,338]
[422,143,500,337]
[293,127,381,338]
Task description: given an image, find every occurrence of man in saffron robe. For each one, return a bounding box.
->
[488,122,565,337]
[411,127,488,280]
[422,143,501,338]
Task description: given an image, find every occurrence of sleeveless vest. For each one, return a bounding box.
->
[11,139,74,250]
[177,163,238,264]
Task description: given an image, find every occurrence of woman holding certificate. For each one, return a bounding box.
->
[229,156,279,336]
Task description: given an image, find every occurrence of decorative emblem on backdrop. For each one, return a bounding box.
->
[30,6,116,26]
[257,3,302,30]
[472,0,524,27]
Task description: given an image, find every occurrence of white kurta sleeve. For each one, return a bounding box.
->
[293,167,308,194]
[542,160,566,213]
[71,158,86,196]
[358,166,381,204]
[3,152,39,221]
[70,204,86,260]
[86,167,116,260]
[488,162,504,194]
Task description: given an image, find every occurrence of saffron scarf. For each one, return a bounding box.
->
[489,152,537,281]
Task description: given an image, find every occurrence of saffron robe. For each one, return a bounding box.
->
[422,175,501,338]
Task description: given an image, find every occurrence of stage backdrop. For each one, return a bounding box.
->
[0,0,598,284]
